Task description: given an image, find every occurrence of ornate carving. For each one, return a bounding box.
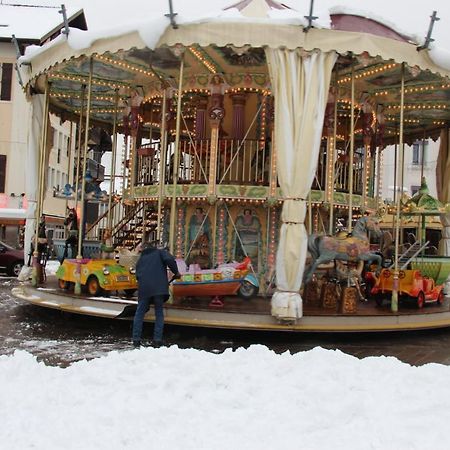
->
[208,105,225,121]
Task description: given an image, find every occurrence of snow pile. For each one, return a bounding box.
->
[1,345,449,449]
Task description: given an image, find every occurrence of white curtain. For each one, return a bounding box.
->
[437,128,450,256]
[23,94,44,265]
[265,48,337,320]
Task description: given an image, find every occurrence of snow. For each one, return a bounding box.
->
[18,0,450,73]
[0,0,82,41]
[0,345,449,449]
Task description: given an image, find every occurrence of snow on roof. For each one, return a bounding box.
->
[18,0,450,72]
[0,0,83,42]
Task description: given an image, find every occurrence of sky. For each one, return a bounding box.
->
[2,0,450,51]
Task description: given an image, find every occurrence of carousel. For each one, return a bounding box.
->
[11,0,450,332]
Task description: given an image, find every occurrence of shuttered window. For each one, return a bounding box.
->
[0,155,6,193]
[0,63,13,101]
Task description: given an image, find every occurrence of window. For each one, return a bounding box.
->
[57,148,61,164]
[411,185,420,196]
[0,155,6,192]
[0,63,13,101]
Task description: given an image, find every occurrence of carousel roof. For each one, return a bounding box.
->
[17,0,450,141]
[402,177,448,216]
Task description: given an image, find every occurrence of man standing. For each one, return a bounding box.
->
[132,242,180,348]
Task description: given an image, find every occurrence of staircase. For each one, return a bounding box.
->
[389,240,429,269]
[85,200,159,250]
[113,202,158,249]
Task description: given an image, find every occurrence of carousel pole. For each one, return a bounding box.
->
[169,54,184,254]
[348,66,355,232]
[107,89,120,234]
[329,82,338,234]
[74,84,86,212]
[391,63,405,313]
[75,57,93,295]
[31,77,50,287]
[65,121,73,212]
[157,88,168,244]
[141,105,154,245]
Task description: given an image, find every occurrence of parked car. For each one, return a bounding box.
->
[0,242,24,277]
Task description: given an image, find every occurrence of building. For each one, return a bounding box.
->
[0,2,87,248]
[381,138,440,201]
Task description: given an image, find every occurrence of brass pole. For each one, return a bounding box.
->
[107,89,119,233]
[74,84,86,212]
[391,63,405,313]
[157,88,168,244]
[348,66,355,232]
[65,121,73,212]
[32,78,50,287]
[169,55,185,254]
[329,82,338,235]
[75,57,93,295]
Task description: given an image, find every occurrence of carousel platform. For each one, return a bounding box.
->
[11,276,450,333]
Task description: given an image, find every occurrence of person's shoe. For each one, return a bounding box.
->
[151,340,164,348]
[132,340,141,348]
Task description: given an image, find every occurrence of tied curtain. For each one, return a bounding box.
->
[265,48,337,320]
[437,128,450,260]
[23,94,44,267]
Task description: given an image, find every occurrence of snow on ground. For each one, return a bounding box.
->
[1,345,449,450]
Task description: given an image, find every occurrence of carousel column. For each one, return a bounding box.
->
[157,87,169,244]
[231,93,246,141]
[194,97,208,140]
[74,84,86,212]
[324,85,337,234]
[361,93,374,210]
[169,53,185,254]
[375,105,386,206]
[75,57,93,295]
[107,89,119,235]
[266,101,278,282]
[348,67,355,232]
[207,113,222,266]
[129,91,143,197]
[391,63,406,313]
[31,78,50,287]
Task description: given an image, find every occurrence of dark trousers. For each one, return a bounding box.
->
[132,295,165,343]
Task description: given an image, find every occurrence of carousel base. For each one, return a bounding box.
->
[11,277,450,333]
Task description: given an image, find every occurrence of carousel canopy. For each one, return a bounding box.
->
[17,0,450,142]
[402,177,448,216]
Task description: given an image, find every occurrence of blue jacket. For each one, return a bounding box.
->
[136,247,179,300]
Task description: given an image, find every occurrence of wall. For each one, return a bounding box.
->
[381,138,439,202]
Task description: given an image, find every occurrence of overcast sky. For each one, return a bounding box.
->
[2,1,450,51]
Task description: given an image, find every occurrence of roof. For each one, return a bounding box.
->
[0,1,86,44]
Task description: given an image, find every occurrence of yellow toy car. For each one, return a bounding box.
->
[56,258,137,297]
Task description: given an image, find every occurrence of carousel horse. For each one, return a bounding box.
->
[62,207,79,261]
[304,215,383,282]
